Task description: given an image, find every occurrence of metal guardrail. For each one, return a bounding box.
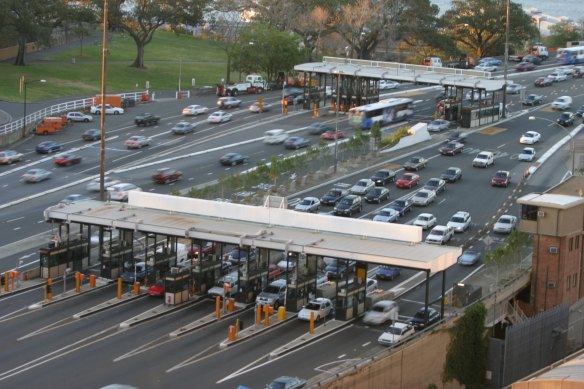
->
[0,91,149,136]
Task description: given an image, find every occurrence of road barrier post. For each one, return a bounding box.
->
[134,282,140,296]
[256,305,262,325]
[310,311,315,334]
[215,296,221,319]
[278,306,286,321]
[46,278,53,301]
[117,278,122,299]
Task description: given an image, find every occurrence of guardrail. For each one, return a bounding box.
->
[0,91,150,136]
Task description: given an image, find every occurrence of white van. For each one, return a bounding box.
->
[263,129,288,144]
[551,96,573,110]
[423,57,442,67]
[530,45,549,60]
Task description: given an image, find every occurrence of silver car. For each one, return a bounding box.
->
[20,168,52,183]
[294,197,321,213]
[427,119,450,132]
[107,183,142,201]
[0,150,24,164]
[86,176,121,192]
[350,178,375,195]
[493,214,518,233]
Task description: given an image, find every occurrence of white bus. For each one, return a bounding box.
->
[348,98,414,130]
[557,45,584,65]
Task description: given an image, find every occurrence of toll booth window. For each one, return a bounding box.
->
[521,204,538,221]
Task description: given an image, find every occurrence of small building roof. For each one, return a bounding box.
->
[517,193,584,209]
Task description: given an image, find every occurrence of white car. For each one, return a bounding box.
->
[373,208,400,223]
[363,300,399,325]
[0,150,24,164]
[506,84,525,94]
[447,211,472,233]
[86,176,121,192]
[547,72,568,82]
[298,298,333,321]
[475,63,498,72]
[425,225,454,245]
[90,104,124,115]
[182,104,208,116]
[493,214,518,234]
[207,111,232,123]
[123,135,151,149]
[412,189,436,207]
[378,322,415,346]
[519,131,541,144]
[350,179,375,195]
[294,197,320,213]
[107,183,142,202]
[518,147,536,162]
[379,80,400,90]
[66,111,93,122]
[413,213,437,230]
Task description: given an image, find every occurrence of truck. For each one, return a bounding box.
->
[93,94,123,108]
[224,74,271,96]
[35,116,69,135]
[134,112,161,126]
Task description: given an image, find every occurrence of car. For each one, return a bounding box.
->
[91,104,124,115]
[36,141,63,154]
[147,279,165,297]
[493,214,518,234]
[350,178,375,195]
[519,131,541,144]
[86,176,121,192]
[464,90,493,101]
[557,112,575,127]
[506,84,525,94]
[120,262,155,283]
[424,178,446,194]
[307,122,332,135]
[446,131,467,143]
[547,71,568,82]
[534,77,553,87]
[477,57,502,66]
[207,111,232,123]
[294,197,320,213]
[412,189,436,207]
[54,153,82,166]
[217,96,242,109]
[515,61,536,72]
[59,194,90,205]
[378,322,415,345]
[518,147,536,162]
[333,195,363,216]
[440,167,462,183]
[447,211,472,232]
[434,89,457,101]
[266,376,306,389]
[66,111,93,122]
[324,258,355,279]
[413,213,437,230]
[373,208,400,223]
[522,94,543,106]
[248,101,272,113]
[171,121,195,135]
[181,104,208,116]
[256,279,287,308]
[522,54,542,65]
[491,170,511,187]
[370,169,396,186]
[107,183,142,202]
[124,135,150,149]
[376,265,401,280]
[284,136,311,149]
[320,129,345,140]
[387,198,414,216]
[576,105,584,117]
[320,188,349,206]
[458,250,482,266]
[0,150,24,164]
[425,225,454,245]
[427,119,451,132]
[475,63,498,72]
[395,173,420,189]
[20,168,51,183]
[298,298,333,321]
[225,248,256,265]
[81,129,102,141]
[219,152,248,166]
[152,167,182,184]
[363,300,399,325]
[439,141,464,155]
[473,151,495,168]
[409,307,440,330]
[552,96,573,110]
[403,156,427,171]
[364,187,390,203]
[379,80,400,90]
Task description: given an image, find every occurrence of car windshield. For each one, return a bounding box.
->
[432,229,445,236]
[495,172,507,178]
[451,217,464,223]
[372,305,387,313]
[305,302,321,310]
[371,188,383,195]
[379,211,392,217]
[446,169,457,175]
[300,199,312,205]
[418,216,430,221]
[386,326,405,335]
[327,189,341,196]
[394,200,405,207]
[477,154,487,160]
[427,180,438,186]
[339,198,352,205]
[413,311,427,319]
[410,158,420,163]
[499,218,512,224]
[264,285,281,294]
[524,133,533,137]
[417,192,429,198]
[356,181,366,187]
[523,149,534,154]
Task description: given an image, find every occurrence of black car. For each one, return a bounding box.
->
[522,94,543,106]
[557,112,575,127]
[284,136,311,149]
[424,178,446,194]
[446,131,467,143]
[35,141,63,154]
[522,54,542,65]
[333,195,363,216]
[440,167,462,183]
[81,129,101,141]
[534,77,552,87]
[409,307,440,330]
[364,187,390,204]
[320,188,349,205]
[370,169,396,186]
[325,259,356,279]
[219,152,248,166]
[307,122,332,135]
[388,198,413,216]
[438,141,464,155]
[515,62,536,72]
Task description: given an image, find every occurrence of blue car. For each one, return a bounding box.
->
[121,262,155,283]
[36,141,63,154]
[576,105,584,117]
[376,265,401,280]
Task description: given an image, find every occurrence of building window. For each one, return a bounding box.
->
[570,238,574,251]
[521,204,538,221]
[577,236,580,249]
[573,274,577,287]
[567,275,571,290]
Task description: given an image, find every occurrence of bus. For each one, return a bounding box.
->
[557,45,584,65]
[348,98,414,130]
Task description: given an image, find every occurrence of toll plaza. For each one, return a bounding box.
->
[293,56,509,128]
[42,192,461,321]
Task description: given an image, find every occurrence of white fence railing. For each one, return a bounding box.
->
[0,91,149,136]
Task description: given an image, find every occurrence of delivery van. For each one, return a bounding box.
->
[35,116,68,135]
[93,94,123,108]
[422,57,443,67]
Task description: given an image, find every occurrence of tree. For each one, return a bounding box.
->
[441,0,538,58]
[442,302,488,389]
[101,0,208,68]
[545,21,584,48]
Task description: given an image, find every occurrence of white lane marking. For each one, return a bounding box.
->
[112,153,140,163]
[6,217,24,222]
[314,359,363,373]
[338,353,346,359]
[497,143,506,149]
[362,341,371,347]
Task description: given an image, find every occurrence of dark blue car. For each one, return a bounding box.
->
[36,141,63,154]
[320,188,349,206]
[376,265,401,280]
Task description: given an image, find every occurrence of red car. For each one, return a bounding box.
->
[515,62,536,72]
[395,173,420,189]
[152,167,183,184]
[187,242,215,258]
[147,280,164,297]
[320,129,345,140]
[491,170,510,187]
[54,153,82,166]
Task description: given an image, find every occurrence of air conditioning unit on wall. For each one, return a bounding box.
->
[537,210,545,217]
[547,281,557,289]
[549,246,559,254]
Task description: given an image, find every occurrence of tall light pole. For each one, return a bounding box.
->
[99,0,108,201]
[21,78,46,137]
[529,116,576,174]
[502,0,511,118]
[334,71,342,174]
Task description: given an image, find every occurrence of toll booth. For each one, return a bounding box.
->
[165,267,190,305]
[97,228,133,280]
[188,240,223,295]
[233,246,262,304]
[334,262,368,320]
[39,235,88,279]
[283,253,318,311]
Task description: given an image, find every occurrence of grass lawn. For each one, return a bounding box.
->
[0,31,228,103]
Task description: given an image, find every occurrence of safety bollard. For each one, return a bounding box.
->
[309,311,315,334]
[235,319,240,337]
[89,274,96,288]
[256,305,262,325]
[264,303,270,327]
[228,297,235,312]
[278,306,286,321]
[215,296,221,319]
[46,278,53,301]
[117,278,122,299]
[75,272,81,293]
[134,281,140,296]
[228,325,236,341]
[4,272,8,292]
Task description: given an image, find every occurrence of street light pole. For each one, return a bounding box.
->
[22,78,46,137]
[529,116,576,174]
[334,71,341,174]
[502,0,511,119]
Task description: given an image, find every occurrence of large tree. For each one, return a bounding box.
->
[101,0,208,68]
[545,21,584,48]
